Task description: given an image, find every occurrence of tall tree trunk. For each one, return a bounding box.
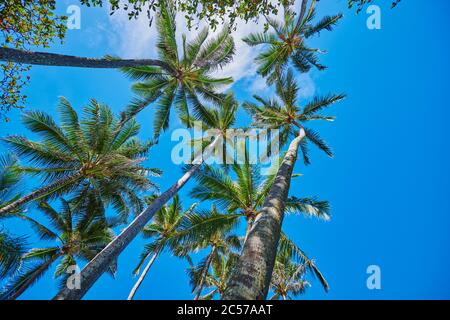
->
[9,253,62,300]
[222,129,305,300]
[0,171,83,216]
[0,47,172,71]
[53,138,220,300]
[127,245,162,300]
[243,217,254,245]
[194,245,216,300]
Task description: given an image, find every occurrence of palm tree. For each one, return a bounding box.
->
[222,71,344,300]
[53,97,239,300]
[190,252,239,300]
[121,1,235,139]
[190,233,328,300]
[0,153,27,279]
[191,156,330,242]
[269,249,310,300]
[127,196,197,300]
[0,98,159,220]
[1,198,116,300]
[0,47,172,70]
[180,206,241,300]
[243,0,342,82]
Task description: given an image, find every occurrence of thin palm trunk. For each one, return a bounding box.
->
[9,253,62,300]
[127,245,163,300]
[194,245,216,300]
[0,170,83,216]
[53,138,220,300]
[222,129,305,300]
[0,47,172,71]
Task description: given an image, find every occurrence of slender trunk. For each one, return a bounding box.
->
[127,245,162,300]
[194,245,216,300]
[9,253,61,300]
[53,138,220,300]
[0,171,83,216]
[282,294,287,300]
[0,47,172,71]
[222,129,305,300]
[243,218,254,245]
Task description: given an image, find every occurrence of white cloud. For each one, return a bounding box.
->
[104,6,266,81]
[297,73,316,98]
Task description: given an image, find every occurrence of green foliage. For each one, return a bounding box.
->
[1,198,116,299]
[122,1,235,139]
[0,0,67,117]
[348,0,401,13]
[80,0,288,30]
[243,1,343,83]
[0,153,27,279]
[2,98,161,222]
[244,69,345,165]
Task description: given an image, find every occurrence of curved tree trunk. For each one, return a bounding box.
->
[127,245,162,300]
[222,129,305,300]
[53,138,220,300]
[0,47,172,71]
[0,170,84,216]
[194,245,216,300]
[9,253,62,300]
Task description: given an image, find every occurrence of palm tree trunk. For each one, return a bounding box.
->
[9,253,61,300]
[194,245,216,300]
[53,138,220,300]
[0,170,84,216]
[0,47,172,71]
[127,245,162,300]
[243,218,254,244]
[222,129,306,300]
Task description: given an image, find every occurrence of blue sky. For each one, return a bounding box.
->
[1,0,450,300]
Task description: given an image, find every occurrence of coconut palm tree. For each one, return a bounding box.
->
[190,252,239,300]
[190,233,328,300]
[222,71,344,300]
[243,0,342,82]
[0,198,116,300]
[191,156,330,242]
[269,249,310,300]
[53,96,239,300]
[180,206,241,300]
[121,1,235,139]
[0,98,160,220]
[0,153,27,279]
[127,196,197,300]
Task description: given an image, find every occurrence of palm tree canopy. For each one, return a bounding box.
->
[1,198,116,299]
[189,252,239,300]
[191,156,331,221]
[270,248,310,300]
[2,98,161,222]
[244,69,345,165]
[182,206,241,295]
[132,196,196,275]
[0,153,27,279]
[122,2,236,139]
[243,0,342,82]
